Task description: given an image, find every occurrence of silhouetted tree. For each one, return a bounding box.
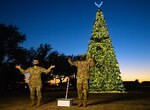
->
[0,24,26,92]
[36,44,52,66]
[0,24,82,92]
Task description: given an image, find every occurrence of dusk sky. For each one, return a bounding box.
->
[0,0,150,82]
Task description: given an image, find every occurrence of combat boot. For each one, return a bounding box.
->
[77,100,83,107]
[83,100,88,107]
[36,99,41,106]
[30,99,35,106]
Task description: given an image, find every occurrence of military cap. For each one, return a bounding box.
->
[33,59,39,65]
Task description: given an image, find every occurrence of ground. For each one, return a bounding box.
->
[0,88,150,110]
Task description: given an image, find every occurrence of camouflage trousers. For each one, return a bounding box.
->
[29,84,42,100]
[77,78,89,100]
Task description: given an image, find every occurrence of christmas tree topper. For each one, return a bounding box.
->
[95,1,103,8]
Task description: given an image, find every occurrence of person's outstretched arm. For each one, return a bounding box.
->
[40,65,55,74]
[68,57,78,66]
[15,65,30,74]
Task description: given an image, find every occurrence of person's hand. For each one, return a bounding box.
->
[50,65,55,69]
[68,57,72,61]
[15,65,20,69]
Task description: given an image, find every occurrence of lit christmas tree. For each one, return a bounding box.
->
[87,7,125,93]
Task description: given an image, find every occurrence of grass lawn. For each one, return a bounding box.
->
[0,88,150,110]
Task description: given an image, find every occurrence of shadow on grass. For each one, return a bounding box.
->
[88,92,150,106]
[42,97,57,105]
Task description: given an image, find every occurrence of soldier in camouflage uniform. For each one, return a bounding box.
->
[15,60,55,106]
[68,54,95,107]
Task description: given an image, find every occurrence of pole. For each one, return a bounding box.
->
[65,77,70,99]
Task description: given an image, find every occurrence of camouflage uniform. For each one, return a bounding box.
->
[18,66,52,106]
[68,56,94,107]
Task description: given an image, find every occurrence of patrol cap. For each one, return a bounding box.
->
[33,59,39,65]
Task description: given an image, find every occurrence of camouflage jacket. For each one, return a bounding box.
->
[68,59,95,79]
[18,66,52,86]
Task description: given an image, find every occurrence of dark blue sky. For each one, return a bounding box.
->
[0,0,150,81]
